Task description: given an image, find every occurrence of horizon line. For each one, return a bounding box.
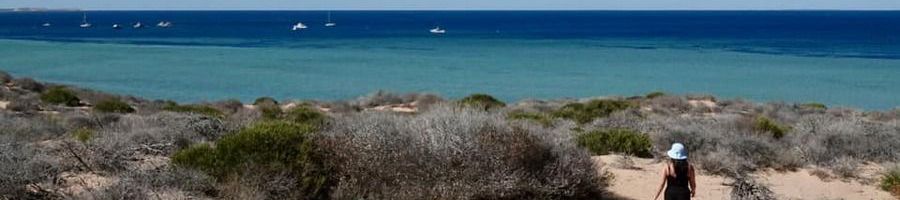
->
[4,8,900,12]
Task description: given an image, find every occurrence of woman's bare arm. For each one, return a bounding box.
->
[689,164,697,197]
[653,164,668,200]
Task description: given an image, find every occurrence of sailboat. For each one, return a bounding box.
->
[430,26,446,34]
[79,13,92,28]
[42,22,52,27]
[324,11,336,27]
[133,22,143,29]
[156,21,172,28]
[112,24,122,29]
[292,22,308,31]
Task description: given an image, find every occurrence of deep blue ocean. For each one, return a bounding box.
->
[0,11,898,109]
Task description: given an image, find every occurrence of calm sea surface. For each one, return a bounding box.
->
[0,11,898,109]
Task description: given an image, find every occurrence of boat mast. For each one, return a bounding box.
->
[327,11,332,23]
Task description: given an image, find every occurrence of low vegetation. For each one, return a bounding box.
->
[93,98,135,113]
[162,101,224,118]
[0,72,897,199]
[883,166,900,197]
[553,99,635,124]
[457,93,506,110]
[40,86,81,106]
[576,128,653,158]
[173,121,331,199]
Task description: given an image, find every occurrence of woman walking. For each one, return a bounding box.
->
[653,143,696,200]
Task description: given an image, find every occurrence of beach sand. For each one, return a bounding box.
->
[595,155,895,200]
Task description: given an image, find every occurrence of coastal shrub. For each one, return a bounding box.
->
[258,103,282,120]
[881,166,900,196]
[283,106,327,128]
[322,105,606,199]
[646,91,666,99]
[40,86,81,106]
[253,96,278,106]
[576,128,653,158]
[0,145,60,199]
[0,71,11,83]
[457,93,506,110]
[210,99,244,114]
[93,98,135,113]
[800,102,827,110]
[163,102,224,118]
[553,99,635,124]
[754,116,789,139]
[507,110,553,127]
[11,78,44,92]
[72,128,94,142]
[7,95,42,112]
[172,121,331,199]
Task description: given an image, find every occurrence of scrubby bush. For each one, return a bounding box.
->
[507,110,553,127]
[40,86,81,106]
[253,96,278,106]
[0,70,12,83]
[11,78,44,92]
[646,91,666,99]
[457,93,505,110]
[93,98,135,113]
[173,121,331,199]
[0,145,60,199]
[322,106,607,199]
[730,177,776,200]
[576,128,653,158]
[799,102,827,110]
[163,102,224,118]
[258,103,282,120]
[7,95,41,112]
[554,99,636,124]
[881,166,900,197]
[283,106,327,127]
[754,116,789,139]
[72,128,94,142]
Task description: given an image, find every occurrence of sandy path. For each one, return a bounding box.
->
[594,155,895,200]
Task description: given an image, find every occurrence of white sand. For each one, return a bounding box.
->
[595,155,894,200]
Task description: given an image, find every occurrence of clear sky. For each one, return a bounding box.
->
[3,0,900,10]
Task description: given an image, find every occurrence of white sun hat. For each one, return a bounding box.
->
[667,143,688,160]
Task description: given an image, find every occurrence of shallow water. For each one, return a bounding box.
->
[0,11,898,109]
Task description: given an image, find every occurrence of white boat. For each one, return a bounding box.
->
[112,24,122,29]
[292,22,308,31]
[79,13,91,28]
[429,26,446,34]
[156,21,172,28]
[133,22,143,28]
[42,23,51,27]
[324,11,336,27]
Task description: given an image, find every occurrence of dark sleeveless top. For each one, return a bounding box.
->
[665,159,691,200]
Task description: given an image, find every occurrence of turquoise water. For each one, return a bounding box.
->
[0,38,897,109]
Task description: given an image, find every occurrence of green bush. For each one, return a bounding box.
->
[259,104,283,120]
[458,94,505,110]
[93,98,135,113]
[576,129,653,158]
[163,102,224,118]
[881,167,900,196]
[507,111,553,127]
[755,116,789,139]
[552,99,635,124]
[645,91,666,99]
[72,128,94,142]
[254,96,278,106]
[40,86,80,106]
[172,121,330,198]
[283,106,327,127]
[800,102,827,110]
